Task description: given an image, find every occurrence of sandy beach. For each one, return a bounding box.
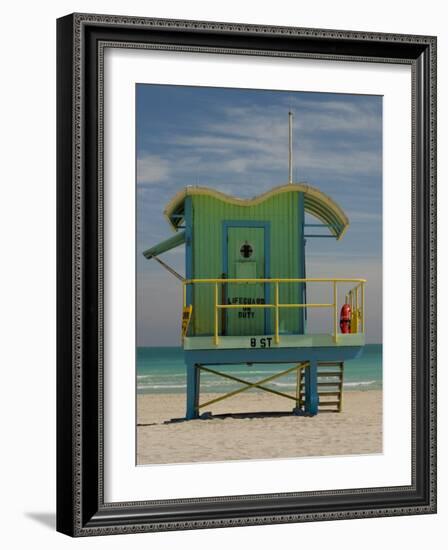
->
[137,390,382,465]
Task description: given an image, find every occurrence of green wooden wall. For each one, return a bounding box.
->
[189,191,305,337]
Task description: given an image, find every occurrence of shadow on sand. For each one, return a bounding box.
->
[137,410,311,427]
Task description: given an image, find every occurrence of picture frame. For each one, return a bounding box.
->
[56,13,437,536]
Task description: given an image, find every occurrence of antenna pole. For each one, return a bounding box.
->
[288,111,293,184]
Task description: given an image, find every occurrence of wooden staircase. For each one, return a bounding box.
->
[299,362,344,412]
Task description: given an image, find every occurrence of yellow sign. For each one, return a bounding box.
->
[181,305,193,339]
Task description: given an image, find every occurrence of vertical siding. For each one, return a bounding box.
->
[191,191,304,336]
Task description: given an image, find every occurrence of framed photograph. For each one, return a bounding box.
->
[56,13,437,536]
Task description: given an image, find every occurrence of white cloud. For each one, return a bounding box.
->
[160,99,381,184]
[349,211,382,223]
[137,154,171,185]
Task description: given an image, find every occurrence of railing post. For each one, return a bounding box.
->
[333,281,338,343]
[362,281,365,333]
[183,281,187,308]
[214,283,219,345]
[275,282,280,344]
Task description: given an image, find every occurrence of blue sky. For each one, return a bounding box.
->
[136,85,382,345]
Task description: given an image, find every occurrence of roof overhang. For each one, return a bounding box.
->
[164,184,349,239]
[143,230,186,259]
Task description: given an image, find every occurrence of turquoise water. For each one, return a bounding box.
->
[137,344,382,394]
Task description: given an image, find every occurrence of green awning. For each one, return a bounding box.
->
[143,230,185,259]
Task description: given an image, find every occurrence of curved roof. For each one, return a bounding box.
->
[164,183,349,240]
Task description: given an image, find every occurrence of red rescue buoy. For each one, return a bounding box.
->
[340,303,351,334]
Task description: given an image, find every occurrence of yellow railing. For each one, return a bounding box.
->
[183,278,366,345]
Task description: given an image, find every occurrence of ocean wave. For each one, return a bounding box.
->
[138,369,295,378]
[137,373,185,380]
[138,379,380,392]
[343,380,377,387]
[264,380,378,389]
[138,384,186,390]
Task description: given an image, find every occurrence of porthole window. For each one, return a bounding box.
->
[240,241,253,259]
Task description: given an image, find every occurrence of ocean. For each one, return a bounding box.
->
[137,344,382,394]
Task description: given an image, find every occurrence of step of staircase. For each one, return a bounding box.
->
[299,362,344,412]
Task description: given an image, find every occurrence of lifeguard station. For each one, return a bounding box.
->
[143,115,366,419]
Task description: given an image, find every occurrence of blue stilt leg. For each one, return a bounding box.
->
[305,359,319,415]
[186,362,200,419]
